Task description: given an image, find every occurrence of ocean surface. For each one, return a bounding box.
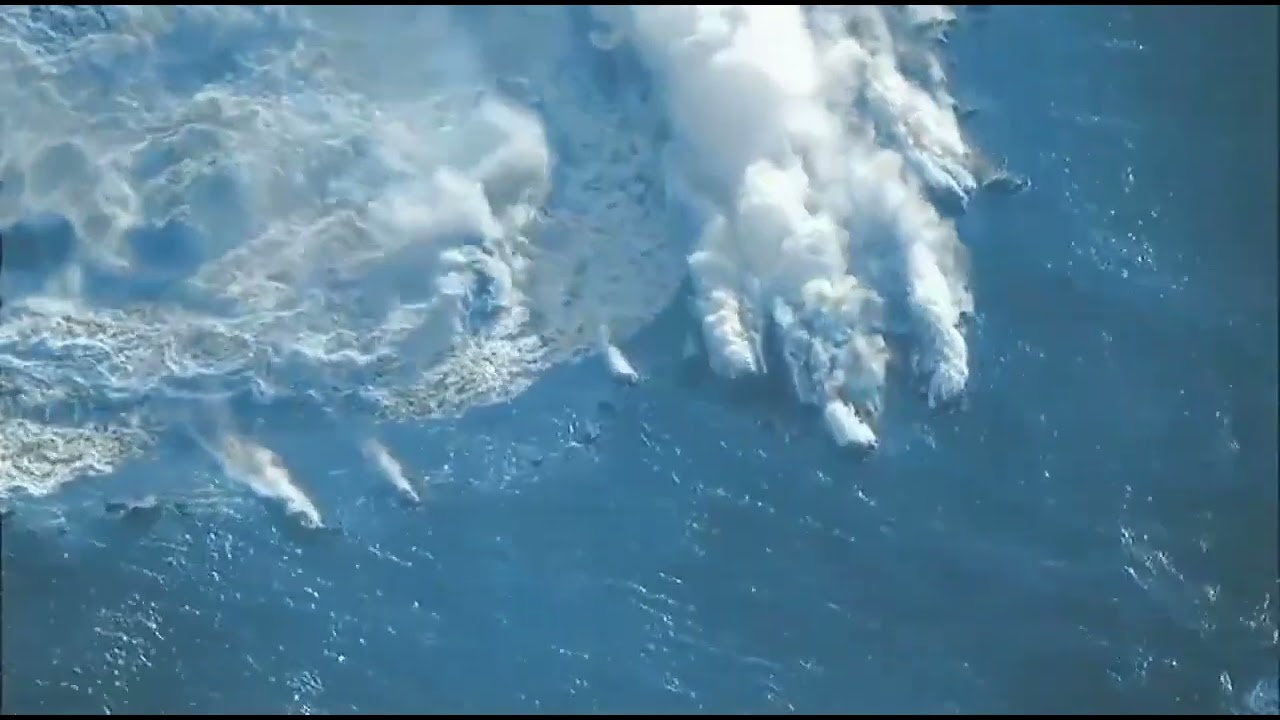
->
[1,5,1276,715]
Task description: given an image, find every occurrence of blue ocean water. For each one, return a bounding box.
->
[1,5,1276,715]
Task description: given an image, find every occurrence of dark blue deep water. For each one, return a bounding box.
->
[2,6,1276,714]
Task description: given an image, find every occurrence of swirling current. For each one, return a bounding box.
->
[0,5,1276,715]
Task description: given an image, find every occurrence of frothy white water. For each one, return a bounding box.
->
[0,5,988,497]
[0,416,155,499]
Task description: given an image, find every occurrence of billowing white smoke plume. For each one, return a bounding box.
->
[0,6,679,497]
[593,5,978,448]
[0,5,983,500]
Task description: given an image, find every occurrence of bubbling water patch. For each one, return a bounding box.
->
[1,5,993,499]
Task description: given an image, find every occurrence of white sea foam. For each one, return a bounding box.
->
[0,5,986,496]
